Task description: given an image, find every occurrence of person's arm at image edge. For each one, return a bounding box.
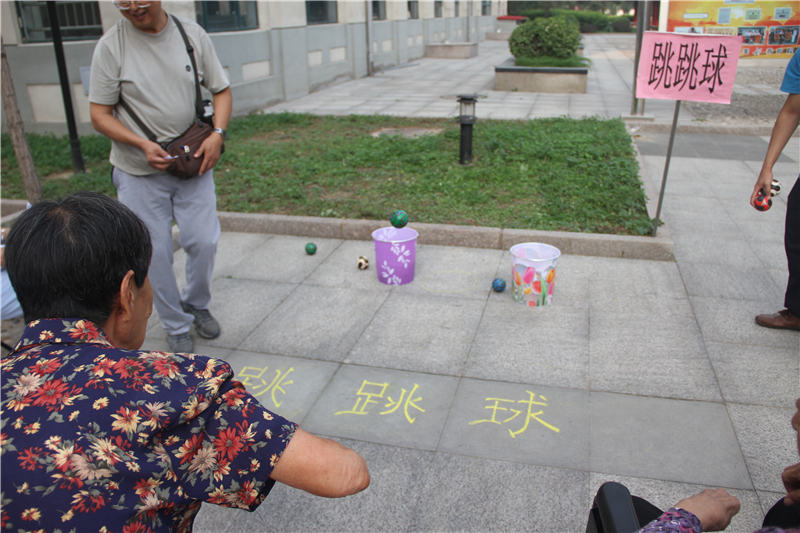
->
[638,488,740,533]
[269,427,370,498]
[751,93,800,207]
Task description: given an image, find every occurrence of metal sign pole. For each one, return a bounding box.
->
[652,99,681,236]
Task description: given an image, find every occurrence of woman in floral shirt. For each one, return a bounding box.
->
[1,193,369,532]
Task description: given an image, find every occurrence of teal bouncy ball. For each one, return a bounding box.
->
[305,242,317,255]
[492,278,506,292]
[390,210,408,228]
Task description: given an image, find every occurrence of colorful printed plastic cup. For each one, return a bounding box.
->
[372,226,418,285]
[509,242,560,307]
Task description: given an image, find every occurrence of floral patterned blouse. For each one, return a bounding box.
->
[638,507,799,533]
[1,319,297,532]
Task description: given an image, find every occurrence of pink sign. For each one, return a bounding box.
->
[636,32,742,104]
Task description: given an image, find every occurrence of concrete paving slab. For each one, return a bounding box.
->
[705,341,800,407]
[399,244,503,300]
[222,235,342,283]
[347,292,485,375]
[199,277,298,350]
[691,296,800,350]
[303,365,459,450]
[224,350,340,424]
[590,393,752,488]
[672,234,762,266]
[304,239,393,290]
[208,231,273,280]
[439,378,590,470]
[679,261,784,302]
[239,285,389,361]
[412,453,588,533]
[589,329,720,401]
[464,301,590,389]
[727,403,798,493]
[587,257,687,300]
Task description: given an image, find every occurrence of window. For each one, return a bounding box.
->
[481,0,491,16]
[407,0,419,19]
[306,1,337,25]
[372,0,386,20]
[15,1,102,43]
[434,0,443,18]
[454,0,459,17]
[196,1,258,32]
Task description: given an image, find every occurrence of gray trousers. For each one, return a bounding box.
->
[113,167,220,335]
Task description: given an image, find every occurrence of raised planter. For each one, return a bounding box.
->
[425,42,478,59]
[486,29,512,41]
[494,58,587,93]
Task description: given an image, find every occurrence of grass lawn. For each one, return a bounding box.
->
[1,113,652,235]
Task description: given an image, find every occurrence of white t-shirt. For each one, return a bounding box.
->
[89,15,229,176]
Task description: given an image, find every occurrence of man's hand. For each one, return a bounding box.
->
[194,130,225,175]
[676,488,740,532]
[142,140,175,172]
[750,169,774,208]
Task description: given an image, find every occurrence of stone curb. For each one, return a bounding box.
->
[217,211,674,261]
[0,200,674,262]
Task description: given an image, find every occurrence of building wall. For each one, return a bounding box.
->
[1,1,504,135]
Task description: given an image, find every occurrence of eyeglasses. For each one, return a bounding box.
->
[114,2,151,10]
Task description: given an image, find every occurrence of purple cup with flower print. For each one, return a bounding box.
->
[372,226,418,285]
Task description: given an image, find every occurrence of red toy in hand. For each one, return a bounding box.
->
[754,189,772,211]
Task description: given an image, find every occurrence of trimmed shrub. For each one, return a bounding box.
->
[509,16,581,59]
[518,8,626,33]
[610,15,633,32]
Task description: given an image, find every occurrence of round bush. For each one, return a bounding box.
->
[611,16,632,33]
[509,16,581,59]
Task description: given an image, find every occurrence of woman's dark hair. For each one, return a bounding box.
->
[5,192,152,325]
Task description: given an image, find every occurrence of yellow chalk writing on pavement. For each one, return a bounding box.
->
[237,365,295,408]
[469,390,559,437]
[335,380,425,424]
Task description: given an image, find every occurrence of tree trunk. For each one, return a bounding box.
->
[1,38,42,205]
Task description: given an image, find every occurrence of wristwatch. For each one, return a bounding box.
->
[212,127,226,140]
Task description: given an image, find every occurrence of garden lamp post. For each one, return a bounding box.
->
[457,94,477,165]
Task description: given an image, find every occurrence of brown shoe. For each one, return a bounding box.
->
[755,309,800,331]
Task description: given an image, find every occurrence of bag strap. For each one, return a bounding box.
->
[117,14,203,144]
[118,99,158,142]
[170,14,204,119]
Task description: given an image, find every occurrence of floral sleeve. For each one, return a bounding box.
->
[638,508,702,533]
[155,357,297,511]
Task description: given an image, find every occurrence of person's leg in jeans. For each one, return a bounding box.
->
[113,167,194,337]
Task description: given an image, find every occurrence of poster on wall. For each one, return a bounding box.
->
[667,1,800,58]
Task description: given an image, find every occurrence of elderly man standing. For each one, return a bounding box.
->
[1,192,369,530]
[89,1,230,353]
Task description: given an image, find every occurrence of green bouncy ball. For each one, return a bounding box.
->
[390,210,408,228]
[305,242,317,255]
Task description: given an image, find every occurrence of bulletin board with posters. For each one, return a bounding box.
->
[666,1,800,58]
